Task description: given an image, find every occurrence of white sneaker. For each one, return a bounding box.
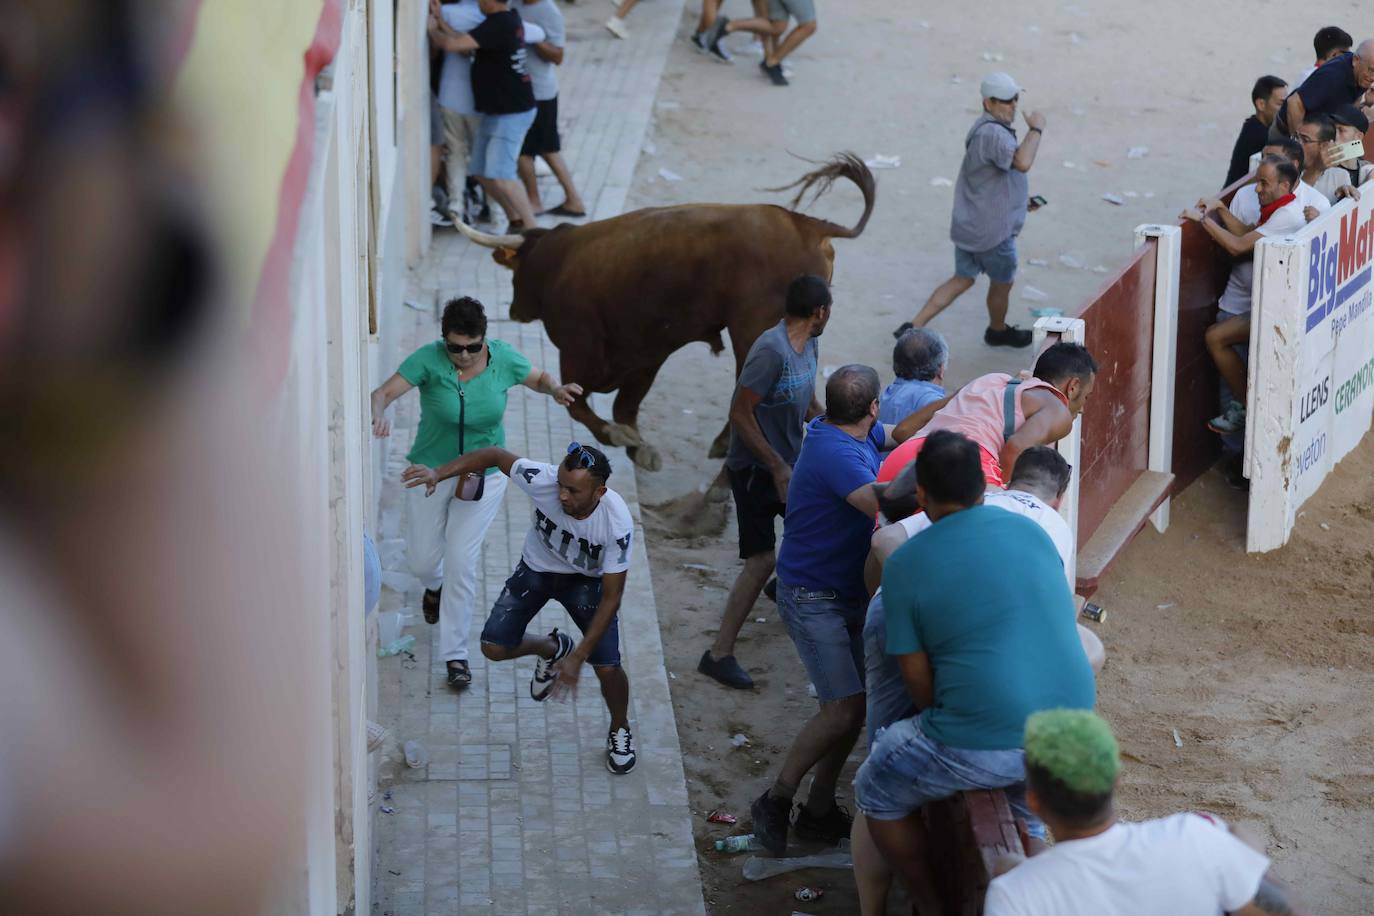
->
[530,629,575,701]
[605,16,630,39]
[607,726,637,774]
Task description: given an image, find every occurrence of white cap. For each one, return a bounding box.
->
[980,72,1022,101]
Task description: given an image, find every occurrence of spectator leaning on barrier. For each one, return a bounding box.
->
[1225,76,1287,188]
[1230,136,1325,224]
[1295,26,1353,90]
[1184,156,1306,436]
[897,72,1045,349]
[878,328,948,426]
[1273,39,1374,140]
[984,710,1303,916]
[853,431,1096,915]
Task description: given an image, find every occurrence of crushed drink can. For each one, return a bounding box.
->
[706,810,737,825]
[794,887,824,902]
[1081,602,1106,623]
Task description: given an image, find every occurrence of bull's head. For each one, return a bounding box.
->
[453,221,545,271]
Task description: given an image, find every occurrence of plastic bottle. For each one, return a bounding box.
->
[403,740,428,768]
[714,834,756,853]
[377,634,417,657]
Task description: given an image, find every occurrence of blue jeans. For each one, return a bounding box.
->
[854,716,1046,839]
[776,581,866,703]
[954,236,1018,284]
[480,560,621,667]
[470,108,537,181]
[863,593,916,751]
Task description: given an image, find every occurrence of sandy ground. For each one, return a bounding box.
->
[597,0,1374,911]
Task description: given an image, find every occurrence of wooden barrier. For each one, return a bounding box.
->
[924,790,1023,915]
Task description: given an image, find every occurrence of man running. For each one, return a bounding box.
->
[879,342,1097,488]
[403,442,639,774]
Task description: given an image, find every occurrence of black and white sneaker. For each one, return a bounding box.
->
[530,629,575,701]
[607,726,637,774]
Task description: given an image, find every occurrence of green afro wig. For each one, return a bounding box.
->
[1024,709,1120,796]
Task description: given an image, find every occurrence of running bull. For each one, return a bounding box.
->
[455,153,876,470]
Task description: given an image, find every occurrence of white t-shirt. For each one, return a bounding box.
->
[1313,166,1353,205]
[511,459,634,576]
[984,813,1270,916]
[901,488,1073,568]
[437,2,544,115]
[1229,181,1327,225]
[1217,197,1308,316]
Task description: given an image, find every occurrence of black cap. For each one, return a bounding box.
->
[1331,103,1370,135]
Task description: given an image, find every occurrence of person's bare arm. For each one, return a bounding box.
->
[532,41,564,64]
[864,524,911,594]
[1201,217,1265,258]
[370,372,414,437]
[845,483,880,521]
[549,570,626,700]
[402,447,520,494]
[1201,198,1253,235]
[730,386,792,502]
[1000,393,1073,476]
[893,392,955,443]
[1231,872,1303,915]
[521,367,582,406]
[1012,111,1046,172]
[1282,93,1306,137]
[896,652,935,710]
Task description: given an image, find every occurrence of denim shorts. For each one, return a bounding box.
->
[954,236,1018,284]
[863,593,915,751]
[470,108,537,181]
[776,581,865,703]
[480,560,621,667]
[854,716,1046,839]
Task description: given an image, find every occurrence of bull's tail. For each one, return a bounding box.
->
[765,152,876,240]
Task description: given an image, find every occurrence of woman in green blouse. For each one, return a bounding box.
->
[371,297,581,689]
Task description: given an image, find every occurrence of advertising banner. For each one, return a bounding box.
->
[1247,197,1374,551]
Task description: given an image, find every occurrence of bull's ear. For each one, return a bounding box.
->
[492,248,520,270]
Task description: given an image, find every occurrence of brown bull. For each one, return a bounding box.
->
[455,153,875,470]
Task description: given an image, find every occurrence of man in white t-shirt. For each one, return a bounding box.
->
[403,441,639,774]
[1184,156,1307,435]
[985,709,1300,916]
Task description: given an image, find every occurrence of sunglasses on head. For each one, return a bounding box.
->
[445,339,485,354]
[566,441,596,469]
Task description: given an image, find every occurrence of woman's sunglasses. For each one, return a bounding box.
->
[445,340,485,354]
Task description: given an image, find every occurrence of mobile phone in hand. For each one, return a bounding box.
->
[1029,194,1048,211]
[1326,139,1366,167]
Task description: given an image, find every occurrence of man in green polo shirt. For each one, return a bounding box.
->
[853,430,1094,914]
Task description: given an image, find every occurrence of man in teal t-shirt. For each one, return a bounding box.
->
[854,430,1094,914]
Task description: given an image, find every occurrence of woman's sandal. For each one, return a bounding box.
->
[447,659,472,690]
[422,587,442,624]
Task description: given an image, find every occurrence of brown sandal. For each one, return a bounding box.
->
[422,587,441,624]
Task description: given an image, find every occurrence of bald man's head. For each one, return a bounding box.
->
[1355,40,1374,87]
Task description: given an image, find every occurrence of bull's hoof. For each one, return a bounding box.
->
[628,444,663,472]
[604,423,646,449]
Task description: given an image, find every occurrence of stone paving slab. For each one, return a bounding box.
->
[372,0,704,913]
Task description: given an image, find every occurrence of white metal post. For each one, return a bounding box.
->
[1033,315,1087,590]
[1134,225,1181,532]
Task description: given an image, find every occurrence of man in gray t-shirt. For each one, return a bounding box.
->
[699,275,831,690]
[896,72,1046,350]
[516,0,587,219]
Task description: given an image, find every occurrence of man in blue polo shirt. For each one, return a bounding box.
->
[853,430,1094,914]
[1273,39,1374,139]
[749,364,894,857]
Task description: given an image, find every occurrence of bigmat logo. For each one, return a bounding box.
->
[1308,207,1374,333]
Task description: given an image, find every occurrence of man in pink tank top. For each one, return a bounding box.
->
[879,343,1097,487]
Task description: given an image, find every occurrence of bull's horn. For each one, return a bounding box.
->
[453,220,524,249]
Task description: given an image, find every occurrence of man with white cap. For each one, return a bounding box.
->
[897,72,1046,349]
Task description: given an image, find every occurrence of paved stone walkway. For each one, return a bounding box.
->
[372,1,706,914]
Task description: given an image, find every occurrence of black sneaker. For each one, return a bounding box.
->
[1222,452,1250,491]
[793,803,852,846]
[984,324,1033,348]
[607,726,637,774]
[702,15,729,56]
[531,629,575,701]
[763,577,777,603]
[761,61,789,86]
[698,650,755,689]
[750,789,793,856]
[893,321,914,340]
[446,659,472,690]
[690,32,709,55]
